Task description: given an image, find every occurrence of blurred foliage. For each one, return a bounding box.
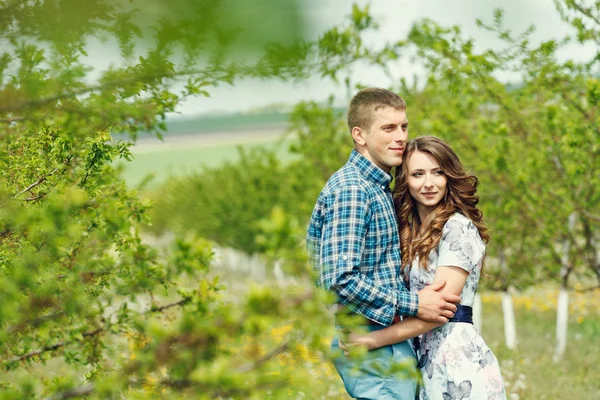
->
[0,0,386,398]
[151,147,320,256]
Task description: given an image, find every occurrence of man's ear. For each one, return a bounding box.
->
[351,126,367,145]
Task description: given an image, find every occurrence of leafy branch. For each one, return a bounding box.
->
[2,297,192,366]
[569,0,600,26]
[41,384,94,400]
[13,167,60,199]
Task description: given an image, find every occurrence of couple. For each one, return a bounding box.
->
[306,88,506,399]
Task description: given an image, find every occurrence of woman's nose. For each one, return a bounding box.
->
[423,175,434,187]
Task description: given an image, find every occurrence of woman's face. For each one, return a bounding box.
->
[406,150,447,219]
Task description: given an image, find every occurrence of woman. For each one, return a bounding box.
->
[345,136,506,399]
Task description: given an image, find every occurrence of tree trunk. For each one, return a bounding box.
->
[500,248,517,349]
[553,288,569,363]
[553,213,576,362]
[581,217,600,287]
[501,291,517,350]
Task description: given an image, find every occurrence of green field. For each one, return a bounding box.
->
[117,110,299,187]
[120,133,293,187]
[477,290,600,399]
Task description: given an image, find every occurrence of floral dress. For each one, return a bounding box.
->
[409,213,506,400]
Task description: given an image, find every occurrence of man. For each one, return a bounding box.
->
[306,88,460,399]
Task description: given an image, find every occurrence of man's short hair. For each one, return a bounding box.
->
[347,88,407,133]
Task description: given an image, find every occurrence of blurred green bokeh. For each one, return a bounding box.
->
[4,0,311,54]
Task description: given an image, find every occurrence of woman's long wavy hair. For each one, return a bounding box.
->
[394,136,489,271]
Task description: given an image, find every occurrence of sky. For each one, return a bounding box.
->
[86,0,597,117]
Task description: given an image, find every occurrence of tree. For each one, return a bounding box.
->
[0,0,364,398]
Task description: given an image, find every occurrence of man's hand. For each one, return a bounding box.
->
[416,280,461,323]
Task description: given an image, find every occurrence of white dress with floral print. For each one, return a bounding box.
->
[409,213,506,400]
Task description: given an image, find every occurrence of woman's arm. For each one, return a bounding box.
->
[345,266,469,350]
[344,316,441,350]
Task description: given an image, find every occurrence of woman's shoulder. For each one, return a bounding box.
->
[444,212,472,229]
[439,213,486,265]
[442,213,482,240]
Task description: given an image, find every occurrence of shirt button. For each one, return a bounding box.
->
[342,256,348,260]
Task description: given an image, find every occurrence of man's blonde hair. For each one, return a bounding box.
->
[347,88,407,133]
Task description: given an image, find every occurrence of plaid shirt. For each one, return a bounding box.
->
[307,150,418,326]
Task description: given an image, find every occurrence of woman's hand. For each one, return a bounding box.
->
[338,332,379,355]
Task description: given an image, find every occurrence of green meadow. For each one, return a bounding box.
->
[118,112,294,187]
[121,136,293,187]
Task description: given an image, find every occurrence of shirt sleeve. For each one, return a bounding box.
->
[437,216,485,274]
[318,184,418,325]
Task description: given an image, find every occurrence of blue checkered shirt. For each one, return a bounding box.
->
[306,150,418,326]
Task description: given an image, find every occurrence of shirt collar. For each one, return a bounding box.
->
[349,149,392,187]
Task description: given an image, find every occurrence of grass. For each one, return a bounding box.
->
[479,289,600,399]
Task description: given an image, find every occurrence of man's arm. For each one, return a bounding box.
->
[345,317,442,350]
[318,185,415,325]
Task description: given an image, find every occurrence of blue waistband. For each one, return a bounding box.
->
[448,305,473,324]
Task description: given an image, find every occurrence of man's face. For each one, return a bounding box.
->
[354,106,408,172]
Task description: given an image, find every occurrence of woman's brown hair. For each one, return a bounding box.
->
[393,136,489,270]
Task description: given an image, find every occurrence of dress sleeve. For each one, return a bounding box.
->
[436,216,486,274]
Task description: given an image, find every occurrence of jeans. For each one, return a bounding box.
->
[331,325,418,400]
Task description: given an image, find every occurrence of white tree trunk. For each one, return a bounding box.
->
[273,259,286,286]
[499,248,517,349]
[554,213,576,362]
[473,293,482,333]
[553,289,569,362]
[502,292,517,349]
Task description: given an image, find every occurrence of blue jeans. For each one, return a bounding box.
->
[331,325,418,400]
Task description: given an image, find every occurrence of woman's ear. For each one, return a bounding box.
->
[352,126,367,145]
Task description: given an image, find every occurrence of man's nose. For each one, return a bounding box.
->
[392,129,407,142]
